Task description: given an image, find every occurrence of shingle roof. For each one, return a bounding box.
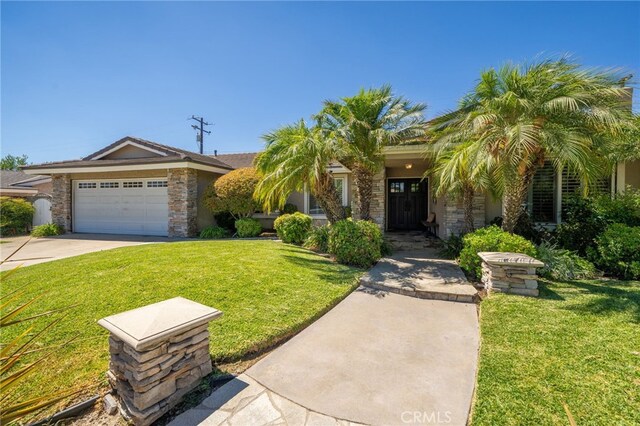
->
[212,153,258,169]
[0,170,49,189]
[23,136,234,171]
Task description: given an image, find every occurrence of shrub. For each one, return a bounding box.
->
[459,225,537,279]
[441,234,465,259]
[380,239,393,257]
[589,223,640,280]
[214,211,236,231]
[31,223,64,238]
[234,218,262,238]
[199,226,228,239]
[274,212,312,244]
[328,220,382,268]
[536,241,597,281]
[204,168,260,218]
[303,225,330,252]
[0,197,34,236]
[279,203,298,215]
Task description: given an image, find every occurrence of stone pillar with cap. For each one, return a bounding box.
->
[98,297,223,425]
[478,252,544,297]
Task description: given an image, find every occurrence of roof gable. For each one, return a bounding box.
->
[85,138,170,160]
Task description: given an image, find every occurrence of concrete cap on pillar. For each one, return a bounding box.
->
[478,252,544,268]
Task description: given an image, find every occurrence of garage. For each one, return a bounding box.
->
[73,178,169,236]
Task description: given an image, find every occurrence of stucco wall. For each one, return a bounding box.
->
[102,144,162,160]
[485,194,502,224]
[385,165,428,179]
[625,160,640,189]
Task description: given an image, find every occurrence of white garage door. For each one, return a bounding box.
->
[73,179,169,236]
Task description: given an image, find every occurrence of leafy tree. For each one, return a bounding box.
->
[1,154,28,171]
[204,168,260,219]
[318,85,427,220]
[429,58,635,232]
[255,120,346,224]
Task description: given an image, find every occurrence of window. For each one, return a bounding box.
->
[390,182,404,193]
[100,182,119,189]
[123,181,143,188]
[78,182,96,189]
[529,163,556,223]
[410,182,421,193]
[307,177,345,215]
[147,180,168,188]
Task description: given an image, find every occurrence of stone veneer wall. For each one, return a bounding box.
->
[441,193,486,238]
[168,168,198,237]
[51,174,72,231]
[351,169,386,229]
[107,324,212,425]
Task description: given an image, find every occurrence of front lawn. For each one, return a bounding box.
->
[473,279,640,425]
[2,240,361,412]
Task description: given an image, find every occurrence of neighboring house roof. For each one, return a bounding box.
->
[212,153,257,169]
[0,170,50,189]
[22,136,234,173]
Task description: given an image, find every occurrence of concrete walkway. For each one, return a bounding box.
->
[0,234,172,270]
[171,288,479,426]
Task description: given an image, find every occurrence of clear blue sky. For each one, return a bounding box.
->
[2,1,639,164]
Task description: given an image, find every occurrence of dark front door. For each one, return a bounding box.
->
[388,179,428,230]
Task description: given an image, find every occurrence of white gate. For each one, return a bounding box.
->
[32,197,52,227]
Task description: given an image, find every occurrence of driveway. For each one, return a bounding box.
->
[172,288,479,426]
[0,233,173,271]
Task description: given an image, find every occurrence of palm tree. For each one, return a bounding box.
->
[254,120,346,224]
[429,58,634,232]
[318,85,427,221]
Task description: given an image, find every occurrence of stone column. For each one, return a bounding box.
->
[478,252,544,297]
[51,174,72,232]
[168,168,198,237]
[441,193,486,238]
[369,169,386,230]
[98,297,222,425]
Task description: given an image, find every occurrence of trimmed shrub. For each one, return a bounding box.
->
[536,241,596,281]
[234,218,262,238]
[459,225,537,279]
[328,220,382,268]
[303,225,330,253]
[0,197,34,236]
[30,223,64,238]
[199,226,229,239]
[279,203,298,215]
[274,212,312,244]
[589,223,640,280]
[204,167,260,218]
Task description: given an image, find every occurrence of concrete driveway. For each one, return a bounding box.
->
[172,288,479,426]
[0,233,173,271]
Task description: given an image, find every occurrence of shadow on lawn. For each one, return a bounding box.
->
[563,279,640,323]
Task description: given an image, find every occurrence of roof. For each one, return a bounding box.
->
[212,153,257,169]
[0,170,50,189]
[22,136,234,172]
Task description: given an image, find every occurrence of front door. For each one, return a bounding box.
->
[387,179,428,230]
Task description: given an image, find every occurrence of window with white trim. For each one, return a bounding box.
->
[308,177,346,215]
[78,182,97,189]
[147,180,168,188]
[100,182,119,189]
[123,181,143,188]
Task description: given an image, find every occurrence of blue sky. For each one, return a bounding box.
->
[2,1,639,164]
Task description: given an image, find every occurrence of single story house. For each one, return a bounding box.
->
[22,136,640,238]
[0,170,53,226]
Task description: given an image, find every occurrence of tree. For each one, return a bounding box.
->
[204,168,260,219]
[1,155,28,171]
[318,85,427,220]
[254,120,346,224]
[429,58,635,232]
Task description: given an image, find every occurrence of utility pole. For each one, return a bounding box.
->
[189,115,211,154]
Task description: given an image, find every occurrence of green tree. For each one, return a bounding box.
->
[429,58,635,232]
[204,168,260,219]
[254,120,346,224]
[1,154,28,171]
[318,85,427,220]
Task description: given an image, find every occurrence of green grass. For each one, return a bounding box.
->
[473,279,640,425]
[2,240,361,408]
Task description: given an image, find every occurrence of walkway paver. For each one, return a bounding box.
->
[172,288,479,426]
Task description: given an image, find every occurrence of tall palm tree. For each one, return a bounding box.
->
[318,85,427,221]
[254,120,346,224]
[429,58,634,232]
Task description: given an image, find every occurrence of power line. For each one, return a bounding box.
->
[189,115,211,154]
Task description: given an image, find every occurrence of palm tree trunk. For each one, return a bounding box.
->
[314,173,346,224]
[352,166,374,221]
[501,176,529,233]
[462,184,475,233]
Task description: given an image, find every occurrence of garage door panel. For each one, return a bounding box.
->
[74,179,169,236]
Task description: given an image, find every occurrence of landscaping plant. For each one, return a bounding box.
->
[536,241,597,281]
[199,226,228,239]
[279,203,298,215]
[234,217,262,238]
[0,197,35,236]
[204,168,260,219]
[459,225,537,279]
[589,223,640,280]
[328,219,382,268]
[30,223,64,237]
[274,212,312,244]
[303,225,330,253]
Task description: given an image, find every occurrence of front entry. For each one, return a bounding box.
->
[387,178,428,230]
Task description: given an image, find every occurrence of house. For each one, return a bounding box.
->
[0,170,53,226]
[23,136,640,238]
